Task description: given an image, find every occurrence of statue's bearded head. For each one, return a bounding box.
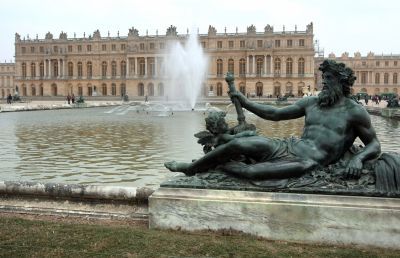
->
[318,60,356,107]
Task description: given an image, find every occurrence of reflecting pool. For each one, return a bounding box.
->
[0,105,399,187]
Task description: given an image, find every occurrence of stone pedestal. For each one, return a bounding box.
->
[149,187,400,249]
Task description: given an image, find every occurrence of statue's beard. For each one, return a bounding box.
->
[318,85,343,107]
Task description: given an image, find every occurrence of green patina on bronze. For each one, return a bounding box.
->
[164,60,400,196]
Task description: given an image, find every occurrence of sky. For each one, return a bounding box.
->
[1,0,400,62]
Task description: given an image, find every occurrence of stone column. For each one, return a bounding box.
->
[126,58,130,77]
[154,56,158,77]
[246,56,249,74]
[264,55,267,75]
[144,57,147,77]
[63,59,66,78]
[58,59,60,78]
[135,57,138,76]
[252,56,255,75]
[270,56,273,74]
[44,59,48,78]
[48,60,51,78]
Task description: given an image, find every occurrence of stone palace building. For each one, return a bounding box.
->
[3,23,400,99]
[11,24,315,99]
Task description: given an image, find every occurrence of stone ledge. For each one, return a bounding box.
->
[149,187,400,249]
[0,180,154,203]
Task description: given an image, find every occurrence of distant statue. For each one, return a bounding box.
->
[247,24,256,34]
[59,31,67,40]
[93,29,101,39]
[15,33,21,42]
[165,60,381,180]
[386,96,400,108]
[45,32,53,40]
[306,22,313,33]
[208,25,217,36]
[128,27,139,37]
[264,24,273,33]
[166,25,177,36]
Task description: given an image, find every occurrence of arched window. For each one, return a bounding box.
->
[228,59,234,74]
[393,88,398,94]
[77,62,83,77]
[87,62,92,78]
[31,85,36,96]
[53,61,58,78]
[274,58,281,75]
[139,58,145,76]
[256,57,263,76]
[22,84,27,96]
[138,83,144,96]
[239,82,246,95]
[120,83,126,96]
[40,62,44,78]
[68,62,73,77]
[217,83,223,96]
[384,88,389,93]
[111,61,117,77]
[22,63,27,78]
[148,83,154,96]
[239,58,246,77]
[217,59,223,77]
[111,83,116,96]
[286,58,293,75]
[298,58,305,75]
[384,73,389,84]
[121,61,126,77]
[149,58,155,77]
[101,83,107,96]
[286,82,293,95]
[77,84,83,96]
[51,83,57,96]
[273,82,281,97]
[102,61,107,77]
[394,73,398,84]
[30,63,36,78]
[87,84,93,96]
[158,83,164,96]
[256,82,263,97]
[39,84,44,96]
[375,73,380,84]
[374,88,380,94]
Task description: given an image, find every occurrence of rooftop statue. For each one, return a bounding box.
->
[165,60,400,196]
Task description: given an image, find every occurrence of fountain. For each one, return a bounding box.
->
[164,29,208,109]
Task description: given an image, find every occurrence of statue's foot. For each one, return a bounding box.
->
[164,161,195,176]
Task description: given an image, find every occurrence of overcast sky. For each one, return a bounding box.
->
[1,0,399,62]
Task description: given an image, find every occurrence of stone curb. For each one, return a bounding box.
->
[0,181,154,203]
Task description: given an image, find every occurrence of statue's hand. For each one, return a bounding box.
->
[229,91,246,104]
[344,157,363,179]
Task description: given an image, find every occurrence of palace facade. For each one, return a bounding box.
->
[315,52,400,96]
[0,62,15,98]
[13,24,315,99]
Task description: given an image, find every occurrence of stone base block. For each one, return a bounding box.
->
[149,188,400,249]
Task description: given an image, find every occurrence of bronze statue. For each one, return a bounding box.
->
[165,60,381,180]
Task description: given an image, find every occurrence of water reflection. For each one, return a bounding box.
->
[0,106,398,187]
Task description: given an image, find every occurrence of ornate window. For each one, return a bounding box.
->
[228,59,234,74]
[256,57,263,76]
[138,83,144,96]
[139,58,145,76]
[111,83,116,96]
[111,61,117,77]
[256,82,263,96]
[120,84,126,96]
[68,62,73,77]
[298,58,305,75]
[158,83,164,96]
[286,58,293,75]
[375,73,380,84]
[274,58,281,75]
[148,83,154,96]
[361,72,367,84]
[102,83,107,96]
[31,85,36,96]
[77,62,83,78]
[239,82,246,95]
[53,61,58,78]
[102,61,107,77]
[384,73,389,84]
[217,83,223,96]
[239,58,246,77]
[40,62,44,77]
[121,61,126,77]
[217,59,223,77]
[87,62,92,78]
[22,63,27,78]
[149,58,155,77]
[393,73,398,84]
[30,63,36,78]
